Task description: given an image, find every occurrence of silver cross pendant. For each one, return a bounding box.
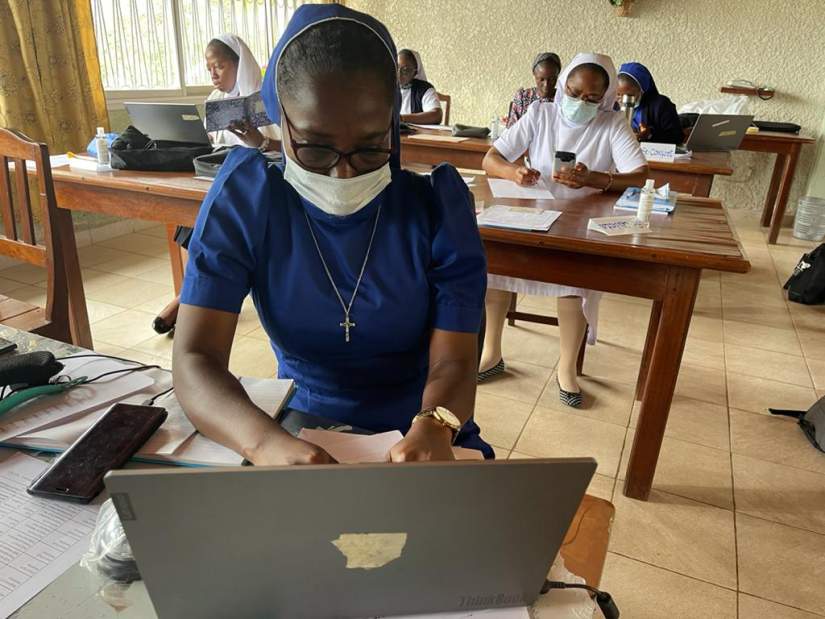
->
[340,314,356,343]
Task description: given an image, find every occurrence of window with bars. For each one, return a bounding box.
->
[91,0,302,98]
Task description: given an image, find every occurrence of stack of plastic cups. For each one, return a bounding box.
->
[793,196,825,241]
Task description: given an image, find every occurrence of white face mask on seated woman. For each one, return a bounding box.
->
[283,153,392,217]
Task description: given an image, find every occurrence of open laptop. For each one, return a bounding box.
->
[124,102,211,144]
[684,113,754,151]
[105,458,596,618]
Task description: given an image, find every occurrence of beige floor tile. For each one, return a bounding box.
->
[581,343,642,385]
[0,276,25,294]
[730,409,825,476]
[135,225,169,239]
[738,594,824,619]
[236,298,263,336]
[90,341,129,358]
[518,294,557,313]
[472,392,534,451]
[687,314,724,343]
[737,513,825,615]
[630,395,729,451]
[131,332,175,361]
[722,303,796,330]
[119,348,170,369]
[674,363,727,405]
[90,254,169,279]
[77,244,136,268]
[727,372,816,415]
[681,336,725,370]
[85,300,126,324]
[610,489,737,588]
[247,326,270,342]
[733,454,825,535]
[598,553,737,619]
[538,373,635,428]
[514,406,627,477]
[501,322,561,368]
[477,360,553,406]
[134,263,174,285]
[135,294,175,316]
[788,303,825,332]
[807,358,825,390]
[98,233,170,257]
[86,275,173,309]
[5,285,47,307]
[721,281,787,307]
[725,344,812,387]
[0,263,47,285]
[90,309,159,349]
[229,336,278,378]
[797,327,825,361]
[619,431,733,509]
[724,320,802,356]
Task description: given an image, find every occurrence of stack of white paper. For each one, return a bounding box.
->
[477,205,562,232]
[487,178,554,200]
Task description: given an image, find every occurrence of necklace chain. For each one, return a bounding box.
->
[303,206,382,343]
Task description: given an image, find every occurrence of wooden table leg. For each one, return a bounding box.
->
[760,154,785,227]
[767,144,801,244]
[56,210,93,348]
[507,292,518,326]
[166,225,184,294]
[623,266,700,500]
[635,300,662,401]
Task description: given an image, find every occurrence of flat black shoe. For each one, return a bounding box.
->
[152,316,174,335]
[477,359,505,383]
[557,377,583,408]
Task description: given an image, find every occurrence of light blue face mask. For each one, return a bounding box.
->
[560,94,600,125]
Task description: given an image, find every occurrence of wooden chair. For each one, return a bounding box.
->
[0,128,91,347]
[507,293,587,375]
[436,92,451,125]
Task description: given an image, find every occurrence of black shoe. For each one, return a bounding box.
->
[557,377,583,408]
[477,359,505,383]
[152,316,174,335]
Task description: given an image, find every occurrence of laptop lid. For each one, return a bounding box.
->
[124,102,211,145]
[685,113,755,152]
[105,458,596,619]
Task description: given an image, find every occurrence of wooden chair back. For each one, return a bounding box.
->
[0,127,89,345]
[437,92,452,126]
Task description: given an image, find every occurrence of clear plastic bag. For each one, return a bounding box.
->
[678,94,751,116]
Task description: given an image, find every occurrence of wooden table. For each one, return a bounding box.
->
[474,182,750,500]
[50,166,750,499]
[739,131,816,244]
[401,129,733,197]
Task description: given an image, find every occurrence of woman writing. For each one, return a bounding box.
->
[172,4,491,464]
[397,48,443,125]
[153,33,279,334]
[506,52,561,128]
[616,62,683,144]
[480,53,648,407]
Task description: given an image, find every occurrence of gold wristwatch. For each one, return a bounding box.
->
[413,406,462,443]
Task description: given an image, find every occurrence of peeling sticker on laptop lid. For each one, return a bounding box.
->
[332,533,407,569]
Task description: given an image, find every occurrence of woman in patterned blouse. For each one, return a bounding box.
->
[506,52,562,128]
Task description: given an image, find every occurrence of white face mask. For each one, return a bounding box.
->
[283,152,392,216]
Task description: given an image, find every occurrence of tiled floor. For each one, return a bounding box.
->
[3,211,825,618]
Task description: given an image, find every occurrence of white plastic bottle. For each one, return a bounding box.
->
[636,179,656,226]
[95,127,110,169]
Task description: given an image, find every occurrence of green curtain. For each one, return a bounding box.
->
[0,0,109,153]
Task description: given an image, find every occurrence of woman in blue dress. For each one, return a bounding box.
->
[172,4,492,465]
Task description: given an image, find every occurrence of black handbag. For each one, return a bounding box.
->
[770,397,825,453]
[784,243,825,305]
[110,126,213,172]
[753,120,801,134]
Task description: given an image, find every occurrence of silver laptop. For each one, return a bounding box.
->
[684,113,754,151]
[124,102,211,144]
[105,458,596,618]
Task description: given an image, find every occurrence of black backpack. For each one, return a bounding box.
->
[770,397,825,453]
[784,243,825,305]
[110,125,213,172]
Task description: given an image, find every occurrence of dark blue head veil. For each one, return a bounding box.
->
[261,4,401,169]
[617,62,659,105]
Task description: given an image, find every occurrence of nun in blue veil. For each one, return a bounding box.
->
[172,3,493,464]
[617,61,683,145]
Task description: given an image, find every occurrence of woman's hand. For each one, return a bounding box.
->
[553,162,591,189]
[250,433,338,466]
[635,123,652,141]
[389,418,455,462]
[511,165,541,186]
[228,120,265,148]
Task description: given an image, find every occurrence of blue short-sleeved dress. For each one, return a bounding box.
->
[181,148,493,457]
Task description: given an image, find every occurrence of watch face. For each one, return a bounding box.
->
[435,407,461,428]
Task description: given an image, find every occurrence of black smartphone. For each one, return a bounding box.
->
[0,337,17,354]
[27,403,167,503]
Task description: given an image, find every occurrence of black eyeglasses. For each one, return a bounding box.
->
[398,66,416,76]
[282,107,393,174]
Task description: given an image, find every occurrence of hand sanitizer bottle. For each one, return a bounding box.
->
[636,179,656,226]
[95,127,111,170]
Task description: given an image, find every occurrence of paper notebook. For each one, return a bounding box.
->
[588,216,653,236]
[487,178,554,200]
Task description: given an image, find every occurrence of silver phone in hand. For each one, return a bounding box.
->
[553,151,576,175]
